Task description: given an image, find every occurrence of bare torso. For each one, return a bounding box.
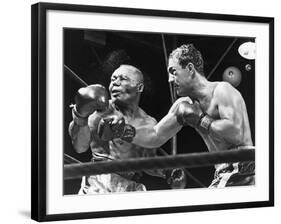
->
[88,101,158,160]
[196,82,253,152]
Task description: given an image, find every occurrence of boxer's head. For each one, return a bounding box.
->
[109,64,144,106]
[168,44,204,96]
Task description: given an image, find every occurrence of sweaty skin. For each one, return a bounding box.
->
[69,65,171,190]
[69,99,165,169]
[198,82,253,152]
[133,44,254,188]
[132,57,253,152]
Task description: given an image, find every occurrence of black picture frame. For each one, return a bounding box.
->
[31,2,274,222]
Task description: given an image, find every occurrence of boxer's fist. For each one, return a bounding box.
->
[97,117,136,142]
[166,168,187,189]
[176,100,214,132]
[175,100,203,127]
[75,84,109,118]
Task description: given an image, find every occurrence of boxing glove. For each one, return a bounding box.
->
[97,117,136,143]
[166,168,187,189]
[74,84,109,118]
[176,100,214,132]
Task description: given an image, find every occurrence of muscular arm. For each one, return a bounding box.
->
[208,82,245,145]
[133,114,181,148]
[132,97,192,148]
[68,120,91,153]
[68,84,109,153]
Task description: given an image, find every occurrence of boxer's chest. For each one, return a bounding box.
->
[109,140,144,159]
[88,107,145,159]
[200,97,220,119]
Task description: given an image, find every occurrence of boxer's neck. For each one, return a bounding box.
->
[114,100,139,118]
[187,74,212,101]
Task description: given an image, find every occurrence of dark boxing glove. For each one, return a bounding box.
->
[74,84,109,118]
[166,168,187,189]
[176,100,214,132]
[97,117,136,142]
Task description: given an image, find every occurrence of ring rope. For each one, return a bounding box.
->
[207,38,238,80]
[64,64,88,87]
[64,153,82,164]
[64,148,255,180]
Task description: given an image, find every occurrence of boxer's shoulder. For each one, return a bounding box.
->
[214,82,236,96]
[213,82,241,104]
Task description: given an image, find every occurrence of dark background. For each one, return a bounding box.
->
[63,29,255,194]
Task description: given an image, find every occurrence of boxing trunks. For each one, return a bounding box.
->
[209,146,255,188]
[78,153,146,194]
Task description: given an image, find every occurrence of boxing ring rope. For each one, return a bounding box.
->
[161,34,178,156]
[64,148,255,180]
[160,36,206,187]
[206,38,238,80]
[64,62,200,186]
[161,34,177,104]
[64,60,252,186]
[64,64,88,87]
[64,153,82,164]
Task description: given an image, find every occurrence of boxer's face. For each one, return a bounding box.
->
[168,58,193,96]
[109,66,143,104]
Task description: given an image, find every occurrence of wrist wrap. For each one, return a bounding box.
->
[198,113,214,132]
[121,124,136,143]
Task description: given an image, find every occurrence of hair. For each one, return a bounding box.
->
[169,44,204,75]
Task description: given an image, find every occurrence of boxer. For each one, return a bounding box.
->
[102,45,255,188]
[69,65,187,194]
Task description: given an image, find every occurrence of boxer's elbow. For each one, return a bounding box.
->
[147,130,171,148]
[231,126,244,145]
[226,119,244,143]
[75,147,88,154]
[211,121,243,145]
[72,140,89,153]
[69,121,91,153]
[147,126,179,148]
[134,127,163,148]
[148,138,167,148]
[71,132,91,153]
[136,133,167,148]
[137,137,163,148]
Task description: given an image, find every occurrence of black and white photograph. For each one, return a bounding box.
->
[63,29,256,195]
[30,2,274,222]
[2,0,281,223]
